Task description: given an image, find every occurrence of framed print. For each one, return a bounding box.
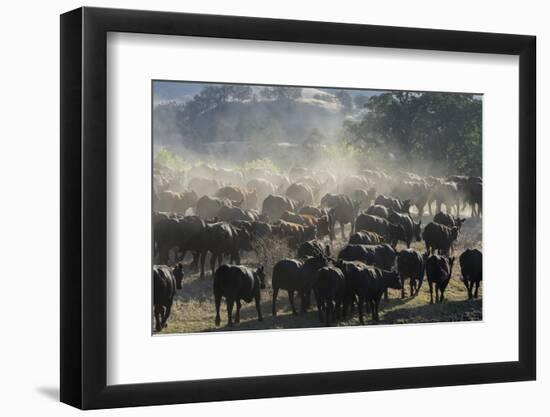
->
[60,6,536,410]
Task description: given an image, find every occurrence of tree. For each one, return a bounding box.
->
[344,92,482,176]
[259,86,302,101]
[335,90,353,114]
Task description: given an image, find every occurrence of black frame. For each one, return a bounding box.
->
[60,6,536,410]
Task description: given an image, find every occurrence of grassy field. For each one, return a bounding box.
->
[157,215,482,334]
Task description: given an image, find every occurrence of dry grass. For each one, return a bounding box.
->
[157,215,482,334]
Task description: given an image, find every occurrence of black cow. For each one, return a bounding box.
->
[366,204,390,219]
[217,205,256,222]
[320,193,359,240]
[153,215,205,266]
[374,195,411,213]
[388,211,421,248]
[426,255,455,304]
[338,243,396,271]
[261,194,300,222]
[338,260,370,324]
[349,231,384,245]
[338,243,396,301]
[272,253,330,316]
[271,259,304,316]
[423,222,459,255]
[459,248,482,299]
[315,266,346,326]
[213,265,266,327]
[397,249,427,298]
[297,240,330,259]
[433,212,466,230]
[300,254,332,311]
[464,177,482,217]
[153,265,180,332]
[361,266,402,322]
[197,222,247,278]
[354,213,406,247]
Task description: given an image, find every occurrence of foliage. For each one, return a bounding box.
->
[259,86,302,101]
[344,92,482,176]
[153,146,189,172]
[334,90,353,114]
[244,158,280,174]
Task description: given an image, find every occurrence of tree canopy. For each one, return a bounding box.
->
[344,92,482,176]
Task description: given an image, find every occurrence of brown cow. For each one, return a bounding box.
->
[215,186,258,210]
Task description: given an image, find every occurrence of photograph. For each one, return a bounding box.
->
[152,81,483,333]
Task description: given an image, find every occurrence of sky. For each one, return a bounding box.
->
[152,80,482,107]
[152,81,384,106]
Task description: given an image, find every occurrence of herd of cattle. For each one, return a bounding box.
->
[152,163,483,332]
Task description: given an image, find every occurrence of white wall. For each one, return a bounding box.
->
[0,0,545,415]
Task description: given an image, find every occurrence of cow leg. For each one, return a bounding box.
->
[300,290,308,313]
[316,294,324,322]
[429,282,434,304]
[325,300,332,326]
[410,278,415,298]
[343,294,353,319]
[255,291,263,322]
[199,251,206,279]
[401,276,406,298]
[474,282,480,298]
[154,305,162,332]
[162,301,172,329]
[272,287,279,316]
[226,298,234,327]
[418,275,424,295]
[190,251,199,271]
[336,299,343,321]
[340,221,346,240]
[383,288,389,302]
[288,291,298,315]
[235,299,242,323]
[365,296,371,314]
[374,298,381,322]
[233,251,241,265]
[358,296,365,325]
[214,294,222,326]
[209,253,218,277]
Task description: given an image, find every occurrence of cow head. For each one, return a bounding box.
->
[455,217,466,230]
[413,220,422,241]
[173,263,184,290]
[236,227,253,251]
[255,266,266,289]
[448,256,455,276]
[320,193,336,208]
[389,223,407,246]
[383,269,403,290]
[401,199,411,213]
[450,226,459,242]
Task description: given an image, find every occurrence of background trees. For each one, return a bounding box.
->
[344,92,482,176]
[153,84,482,177]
